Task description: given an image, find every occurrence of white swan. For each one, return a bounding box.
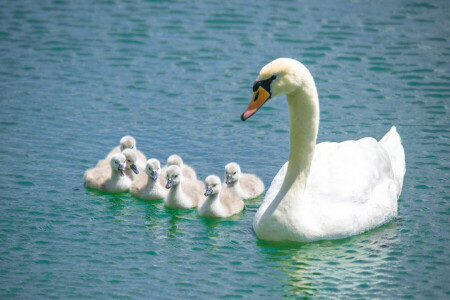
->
[164,165,205,209]
[96,135,147,170]
[130,158,167,201]
[241,58,405,242]
[198,175,245,218]
[223,162,264,199]
[159,154,197,186]
[84,153,131,193]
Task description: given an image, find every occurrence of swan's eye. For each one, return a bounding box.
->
[253,81,261,92]
[233,172,237,175]
[128,159,131,162]
[271,75,277,80]
[115,161,118,164]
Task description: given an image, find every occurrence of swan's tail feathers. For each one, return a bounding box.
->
[379,126,406,197]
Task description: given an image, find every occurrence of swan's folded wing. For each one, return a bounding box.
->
[306,139,395,205]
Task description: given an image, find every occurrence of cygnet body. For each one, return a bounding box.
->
[84,153,131,193]
[223,162,264,199]
[130,159,167,200]
[198,175,245,218]
[97,135,146,170]
[164,165,205,209]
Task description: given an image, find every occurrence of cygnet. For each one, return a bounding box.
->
[84,153,131,193]
[223,162,264,199]
[198,175,245,218]
[164,165,205,209]
[130,158,167,200]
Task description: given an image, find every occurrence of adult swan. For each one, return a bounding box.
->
[241,58,405,242]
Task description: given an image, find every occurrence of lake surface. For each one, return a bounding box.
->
[0,0,449,298]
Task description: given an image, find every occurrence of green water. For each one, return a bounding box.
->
[1,0,449,298]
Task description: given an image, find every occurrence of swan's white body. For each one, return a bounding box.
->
[199,175,245,218]
[242,58,405,242]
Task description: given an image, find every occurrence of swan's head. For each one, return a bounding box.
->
[110,153,126,177]
[224,162,241,184]
[241,58,309,121]
[119,135,137,151]
[165,165,182,189]
[167,154,184,169]
[145,158,161,181]
[122,149,139,175]
[204,175,222,196]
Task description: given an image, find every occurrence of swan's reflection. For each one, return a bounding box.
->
[258,221,398,298]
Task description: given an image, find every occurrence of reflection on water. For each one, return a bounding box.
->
[258,221,398,298]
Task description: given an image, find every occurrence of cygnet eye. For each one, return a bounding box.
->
[128,159,131,162]
[233,172,237,175]
[115,161,118,164]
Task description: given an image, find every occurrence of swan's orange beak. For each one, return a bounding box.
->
[241,86,271,121]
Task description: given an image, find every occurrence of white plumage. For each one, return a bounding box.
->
[241,58,405,242]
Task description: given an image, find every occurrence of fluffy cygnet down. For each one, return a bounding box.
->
[223,162,264,199]
[96,135,147,170]
[130,158,167,201]
[164,165,205,209]
[159,154,197,186]
[84,153,131,193]
[198,175,245,218]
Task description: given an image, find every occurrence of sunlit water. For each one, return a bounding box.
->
[0,0,449,298]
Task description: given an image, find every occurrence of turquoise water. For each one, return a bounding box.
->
[1,0,449,298]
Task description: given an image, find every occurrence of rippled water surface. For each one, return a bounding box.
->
[1,0,449,298]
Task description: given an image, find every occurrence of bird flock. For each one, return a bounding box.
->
[84,135,265,218]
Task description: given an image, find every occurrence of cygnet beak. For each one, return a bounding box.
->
[226,174,233,184]
[131,164,139,175]
[118,163,126,176]
[151,170,158,180]
[204,186,213,196]
[166,178,174,189]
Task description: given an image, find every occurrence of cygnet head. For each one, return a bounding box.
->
[110,153,126,176]
[167,154,184,169]
[145,158,161,181]
[225,162,241,185]
[165,165,182,189]
[122,149,139,175]
[241,58,314,121]
[204,175,222,196]
[119,135,137,151]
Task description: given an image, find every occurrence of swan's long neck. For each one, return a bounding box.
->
[285,88,319,189]
[269,83,319,213]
